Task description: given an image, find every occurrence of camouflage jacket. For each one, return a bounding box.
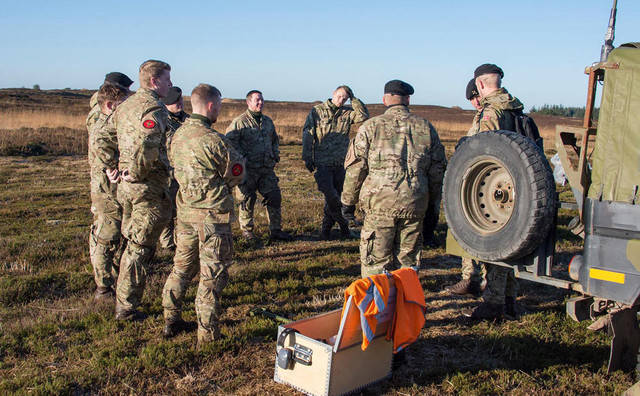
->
[341,105,447,219]
[166,110,190,153]
[467,111,481,136]
[114,88,169,195]
[171,114,246,223]
[472,87,524,134]
[88,112,118,201]
[86,91,101,130]
[225,110,279,170]
[302,98,369,167]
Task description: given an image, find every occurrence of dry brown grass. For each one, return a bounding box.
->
[0,110,86,130]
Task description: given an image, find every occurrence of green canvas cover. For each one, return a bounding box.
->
[588,45,640,203]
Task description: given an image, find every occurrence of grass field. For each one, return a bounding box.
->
[0,90,632,395]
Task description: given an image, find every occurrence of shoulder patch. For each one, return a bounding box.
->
[483,115,490,120]
[231,163,243,176]
[143,119,156,129]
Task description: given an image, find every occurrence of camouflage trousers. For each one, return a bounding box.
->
[162,220,233,342]
[461,258,487,283]
[158,178,178,249]
[359,215,423,278]
[115,187,171,311]
[314,165,349,231]
[236,168,282,232]
[89,195,122,289]
[482,264,518,304]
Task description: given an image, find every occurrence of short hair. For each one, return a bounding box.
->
[246,90,262,99]
[138,60,171,89]
[191,83,222,107]
[97,83,129,108]
[335,85,349,93]
[477,73,501,88]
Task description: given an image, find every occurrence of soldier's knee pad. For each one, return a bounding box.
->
[262,190,281,208]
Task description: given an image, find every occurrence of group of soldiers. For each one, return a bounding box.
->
[87,59,526,348]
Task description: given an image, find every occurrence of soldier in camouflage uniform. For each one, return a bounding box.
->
[87,72,134,131]
[112,60,173,321]
[303,85,368,239]
[87,84,130,301]
[445,79,488,297]
[341,80,447,278]
[225,90,292,241]
[158,86,190,249]
[462,64,524,320]
[161,84,246,347]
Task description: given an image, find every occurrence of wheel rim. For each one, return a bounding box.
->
[461,157,515,234]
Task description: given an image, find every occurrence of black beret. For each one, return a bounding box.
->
[474,64,504,79]
[465,78,479,100]
[384,80,414,96]
[162,87,182,105]
[104,72,134,88]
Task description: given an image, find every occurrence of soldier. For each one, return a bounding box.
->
[445,79,487,297]
[463,64,524,320]
[302,85,369,239]
[161,84,246,347]
[112,59,173,321]
[225,90,292,241]
[341,80,447,277]
[87,72,134,130]
[158,86,190,250]
[88,83,130,301]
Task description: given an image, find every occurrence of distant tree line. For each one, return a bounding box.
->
[529,104,599,120]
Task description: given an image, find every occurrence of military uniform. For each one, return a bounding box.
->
[161,114,245,344]
[86,92,101,131]
[158,110,190,249]
[113,87,171,316]
[474,87,524,307]
[302,98,369,235]
[341,105,446,277]
[88,112,121,295]
[225,110,283,234]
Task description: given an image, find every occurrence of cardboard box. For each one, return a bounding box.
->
[273,295,393,396]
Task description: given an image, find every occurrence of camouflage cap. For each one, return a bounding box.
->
[465,78,479,100]
[474,64,504,79]
[104,72,134,88]
[162,87,182,105]
[384,80,414,96]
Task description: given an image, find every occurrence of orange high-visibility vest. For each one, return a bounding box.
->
[344,267,426,352]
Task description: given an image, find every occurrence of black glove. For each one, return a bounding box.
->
[341,204,356,222]
[304,160,315,173]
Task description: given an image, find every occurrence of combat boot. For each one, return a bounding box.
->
[504,296,518,320]
[320,217,333,240]
[163,319,194,338]
[115,305,148,322]
[93,286,115,302]
[338,225,358,240]
[196,327,221,351]
[462,302,504,320]
[270,229,293,241]
[445,279,483,297]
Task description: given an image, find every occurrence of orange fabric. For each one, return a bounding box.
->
[391,268,426,352]
[343,273,392,350]
[343,268,426,352]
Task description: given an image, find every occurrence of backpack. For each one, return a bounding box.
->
[512,110,544,149]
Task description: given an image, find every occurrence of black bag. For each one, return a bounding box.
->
[512,110,544,149]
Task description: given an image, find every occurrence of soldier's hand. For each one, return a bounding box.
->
[305,160,315,173]
[121,169,135,183]
[106,168,121,183]
[341,204,356,222]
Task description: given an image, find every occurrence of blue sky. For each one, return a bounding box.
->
[1,1,638,109]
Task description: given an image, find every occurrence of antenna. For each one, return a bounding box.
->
[600,0,617,62]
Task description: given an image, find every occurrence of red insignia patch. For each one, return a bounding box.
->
[483,116,490,120]
[143,120,156,129]
[231,163,243,176]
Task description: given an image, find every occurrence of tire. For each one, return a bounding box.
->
[443,130,555,261]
